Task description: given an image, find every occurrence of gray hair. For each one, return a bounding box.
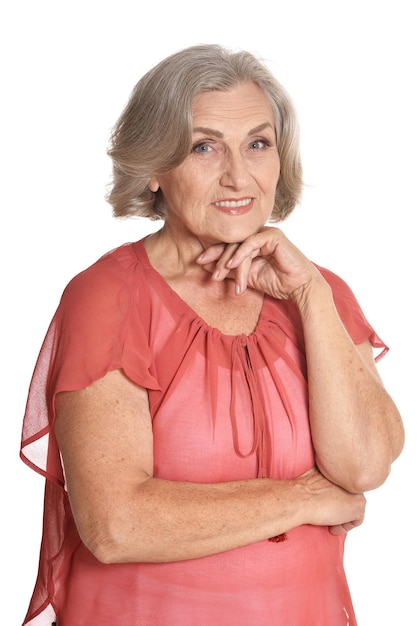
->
[107,44,303,222]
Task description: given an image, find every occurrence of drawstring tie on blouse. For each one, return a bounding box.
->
[230,335,272,479]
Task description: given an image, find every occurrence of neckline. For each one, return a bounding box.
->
[133,238,266,339]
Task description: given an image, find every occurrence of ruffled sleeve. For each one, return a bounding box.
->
[317,264,388,361]
[20,243,160,484]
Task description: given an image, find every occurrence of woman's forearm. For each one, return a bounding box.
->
[295,280,404,493]
[79,468,365,565]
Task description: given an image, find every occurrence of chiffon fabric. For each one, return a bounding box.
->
[21,238,387,625]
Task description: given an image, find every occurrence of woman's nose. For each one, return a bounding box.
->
[219,152,251,189]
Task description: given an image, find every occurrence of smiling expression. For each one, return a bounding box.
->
[149,82,281,246]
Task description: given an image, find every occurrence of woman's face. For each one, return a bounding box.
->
[150,82,280,246]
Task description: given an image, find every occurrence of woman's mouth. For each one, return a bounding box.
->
[213,198,253,215]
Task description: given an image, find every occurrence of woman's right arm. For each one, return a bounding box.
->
[54,368,365,564]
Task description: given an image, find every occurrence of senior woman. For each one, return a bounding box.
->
[20,44,404,625]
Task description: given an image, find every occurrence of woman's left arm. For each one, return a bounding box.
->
[197,227,405,494]
[294,278,404,493]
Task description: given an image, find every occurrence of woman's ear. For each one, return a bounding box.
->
[149,178,160,193]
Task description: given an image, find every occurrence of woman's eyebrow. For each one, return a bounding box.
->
[193,126,224,138]
[192,122,274,138]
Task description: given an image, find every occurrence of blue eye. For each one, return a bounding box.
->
[250,139,269,149]
[192,143,212,153]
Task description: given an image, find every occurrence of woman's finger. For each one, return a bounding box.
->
[197,243,241,281]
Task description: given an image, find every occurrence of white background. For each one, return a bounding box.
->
[2,1,415,624]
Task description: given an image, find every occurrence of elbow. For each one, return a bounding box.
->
[81,532,122,565]
[78,518,139,565]
[348,463,392,493]
[352,428,405,493]
[317,458,392,494]
[88,537,124,565]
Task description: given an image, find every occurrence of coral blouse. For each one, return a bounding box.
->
[21,238,387,626]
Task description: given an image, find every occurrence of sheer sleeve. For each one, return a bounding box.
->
[20,244,160,483]
[317,264,388,361]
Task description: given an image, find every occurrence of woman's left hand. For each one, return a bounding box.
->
[196,226,325,302]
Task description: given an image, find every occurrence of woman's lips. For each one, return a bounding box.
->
[213,198,254,215]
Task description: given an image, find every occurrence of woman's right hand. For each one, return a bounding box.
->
[293,467,366,535]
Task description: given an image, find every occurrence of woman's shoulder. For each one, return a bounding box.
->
[66,241,146,289]
[58,240,148,315]
[314,263,365,314]
[314,263,387,352]
[313,263,350,288]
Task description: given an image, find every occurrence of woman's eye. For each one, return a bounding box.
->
[250,139,269,150]
[192,142,212,154]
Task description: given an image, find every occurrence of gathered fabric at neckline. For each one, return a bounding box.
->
[132,238,269,341]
